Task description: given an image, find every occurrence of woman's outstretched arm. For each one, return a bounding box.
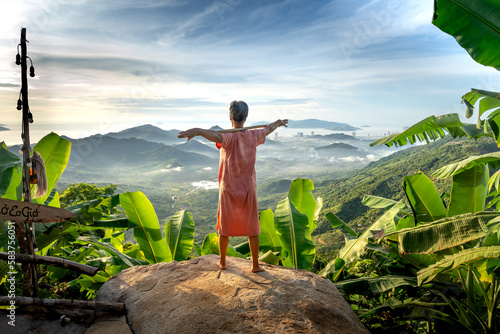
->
[178,128,223,143]
[265,119,288,136]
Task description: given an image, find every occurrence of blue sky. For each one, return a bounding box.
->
[1,0,499,145]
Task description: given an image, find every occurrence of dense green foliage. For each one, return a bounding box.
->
[60,183,117,208]
[316,136,498,231]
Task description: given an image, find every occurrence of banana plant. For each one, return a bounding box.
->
[119,191,172,263]
[30,133,71,204]
[320,201,406,278]
[432,152,500,215]
[386,212,499,255]
[417,251,500,334]
[258,209,281,254]
[0,143,22,199]
[372,0,500,150]
[369,114,476,148]
[335,275,418,295]
[287,178,321,235]
[403,172,447,223]
[0,133,71,202]
[274,197,315,270]
[165,209,195,261]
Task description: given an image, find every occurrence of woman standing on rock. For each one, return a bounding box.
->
[179,101,288,272]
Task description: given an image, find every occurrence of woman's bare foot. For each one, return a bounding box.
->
[251,266,265,273]
[217,262,227,270]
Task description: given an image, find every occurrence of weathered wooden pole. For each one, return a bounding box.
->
[15,27,38,297]
[0,252,99,276]
[0,296,126,315]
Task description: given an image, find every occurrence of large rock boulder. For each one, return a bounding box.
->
[96,255,369,333]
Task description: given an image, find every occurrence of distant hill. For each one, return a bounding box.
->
[257,179,292,196]
[314,143,366,157]
[65,135,164,167]
[288,119,361,131]
[175,139,219,159]
[124,144,216,168]
[314,133,358,141]
[60,134,217,183]
[106,124,180,145]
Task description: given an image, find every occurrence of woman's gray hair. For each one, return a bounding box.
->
[229,100,248,122]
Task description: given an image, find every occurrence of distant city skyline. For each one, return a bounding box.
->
[1,0,499,146]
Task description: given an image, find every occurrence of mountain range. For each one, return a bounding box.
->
[6,120,396,187]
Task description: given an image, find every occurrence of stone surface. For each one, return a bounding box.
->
[96,254,369,334]
[85,314,132,334]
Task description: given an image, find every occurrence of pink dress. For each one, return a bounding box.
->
[216,128,267,236]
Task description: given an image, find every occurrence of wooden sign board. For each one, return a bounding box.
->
[0,198,75,223]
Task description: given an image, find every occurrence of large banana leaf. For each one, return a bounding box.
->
[258,209,281,253]
[325,212,357,239]
[165,210,195,261]
[340,201,405,260]
[417,246,500,285]
[386,211,497,254]
[362,195,404,210]
[78,236,147,267]
[119,191,171,263]
[320,201,406,277]
[32,133,71,204]
[433,0,500,71]
[362,195,412,216]
[369,114,470,147]
[432,152,500,179]
[200,232,245,258]
[287,178,319,235]
[335,275,418,295]
[403,172,447,223]
[274,197,315,270]
[447,164,488,216]
[0,145,22,199]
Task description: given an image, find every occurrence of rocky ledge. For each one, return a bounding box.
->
[96,254,369,334]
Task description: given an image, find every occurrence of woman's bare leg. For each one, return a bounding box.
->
[218,235,229,270]
[249,235,264,272]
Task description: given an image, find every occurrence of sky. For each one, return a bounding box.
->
[1,0,499,146]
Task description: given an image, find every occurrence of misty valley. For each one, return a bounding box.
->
[58,122,399,186]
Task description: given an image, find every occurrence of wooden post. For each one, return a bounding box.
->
[15,27,38,298]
